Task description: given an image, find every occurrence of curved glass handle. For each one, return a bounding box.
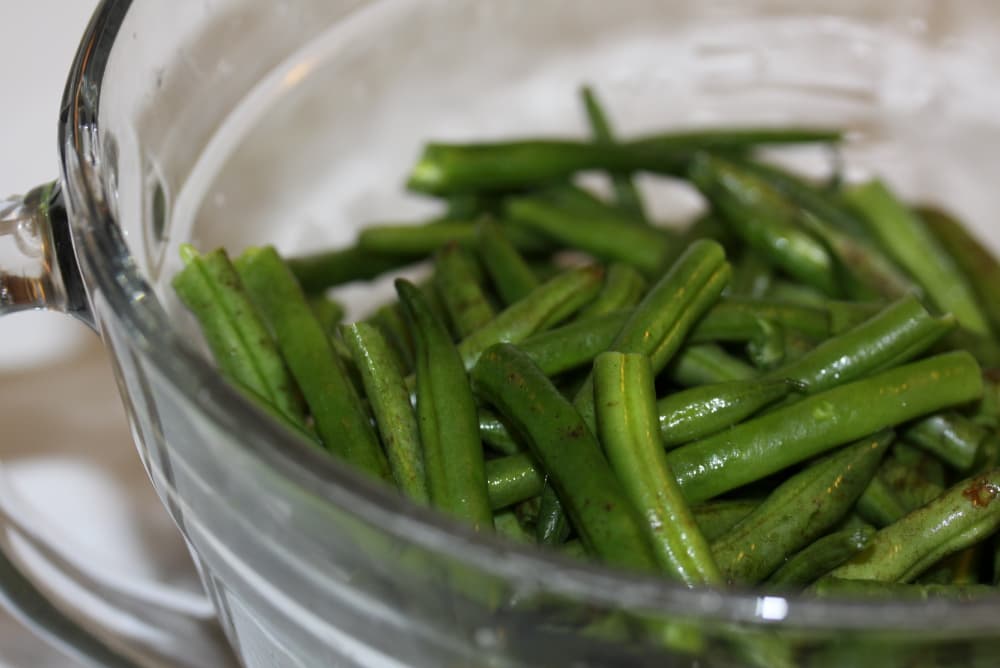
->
[0,182,92,326]
[0,184,239,667]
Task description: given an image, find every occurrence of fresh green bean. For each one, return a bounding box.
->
[711,431,891,585]
[763,295,955,394]
[657,377,797,447]
[920,205,1000,338]
[691,500,761,542]
[903,412,987,472]
[578,263,647,318]
[830,468,1000,582]
[574,239,731,431]
[485,453,545,510]
[595,351,723,585]
[767,526,876,588]
[666,351,983,504]
[476,221,540,305]
[433,243,496,338]
[688,153,839,296]
[471,343,658,571]
[396,279,493,530]
[668,343,758,387]
[235,246,391,480]
[287,244,419,293]
[505,195,673,277]
[580,85,646,221]
[457,264,605,369]
[845,179,990,335]
[342,322,428,502]
[407,128,841,195]
[173,246,307,427]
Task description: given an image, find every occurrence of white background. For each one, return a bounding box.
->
[0,3,199,666]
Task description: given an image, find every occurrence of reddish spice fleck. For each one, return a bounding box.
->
[566,424,585,439]
[962,478,1000,508]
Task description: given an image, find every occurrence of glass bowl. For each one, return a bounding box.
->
[5,1,1000,666]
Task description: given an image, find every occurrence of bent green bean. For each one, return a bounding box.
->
[766,526,876,588]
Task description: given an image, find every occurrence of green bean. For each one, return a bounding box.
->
[666,351,983,504]
[668,343,758,387]
[235,246,391,480]
[505,196,673,277]
[517,310,628,377]
[309,295,345,334]
[342,323,428,503]
[396,279,493,530]
[700,297,832,341]
[580,85,646,221]
[711,431,891,585]
[856,476,909,528]
[763,294,955,394]
[765,279,830,307]
[728,249,774,299]
[407,128,841,195]
[493,509,533,543]
[534,490,572,546]
[845,179,990,335]
[359,219,551,256]
[830,468,1000,582]
[921,205,1000,338]
[595,351,723,585]
[920,546,982,586]
[657,377,798,448]
[577,263,647,318]
[433,243,497,338]
[485,453,544,510]
[287,244,419,293]
[371,303,415,372]
[812,577,995,600]
[691,500,761,542]
[767,526,876,588]
[688,153,839,295]
[476,221,540,305]
[903,412,987,472]
[574,239,731,431]
[172,246,307,427]
[478,409,522,456]
[471,343,658,571]
[457,264,605,369]
[826,300,883,335]
[877,447,945,514]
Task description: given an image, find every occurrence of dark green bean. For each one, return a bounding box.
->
[728,249,773,299]
[856,476,909,528]
[359,219,551,257]
[903,412,987,472]
[657,377,798,447]
[763,294,955,394]
[668,343,758,387]
[471,343,658,571]
[921,205,1000,338]
[371,303,415,372]
[517,310,627,377]
[767,526,875,588]
[457,264,605,368]
[505,196,672,277]
[287,244,419,293]
[666,351,983,504]
[697,297,832,341]
[433,243,496,338]
[235,246,391,480]
[535,490,572,547]
[877,446,945,514]
[595,351,723,585]
[573,239,731,431]
[476,221,540,305]
[845,179,990,335]
[173,246,307,427]
[580,85,646,221]
[493,509,533,544]
[688,153,839,295]
[407,129,841,195]
[342,322,428,502]
[691,500,761,542]
[711,431,891,585]
[578,263,647,318]
[396,279,493,530]
[478,409,522,456]
[485,453,545,510]
[830,468,1000,582]
[309,295,345,334]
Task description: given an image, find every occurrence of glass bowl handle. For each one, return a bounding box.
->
[0,183,239,667]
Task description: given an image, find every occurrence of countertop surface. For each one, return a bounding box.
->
[0,4,201,666]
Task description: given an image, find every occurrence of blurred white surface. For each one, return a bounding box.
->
[0,3,202,666]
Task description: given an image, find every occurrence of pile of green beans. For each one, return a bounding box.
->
[175,87,1000,663]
